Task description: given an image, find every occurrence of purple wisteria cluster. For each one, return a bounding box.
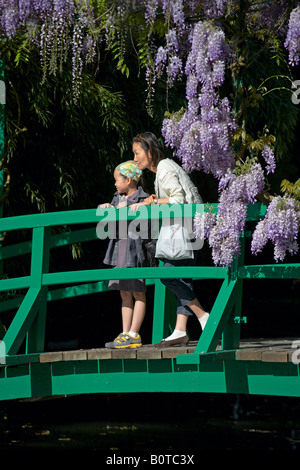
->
[284,5,300,66]
[160,20,247,267]
[157,13,293,268]
[0,0,95,101]
[151,0,186,89]
[162,21,236,178]
[201,0,226,19]
[194,162,267,267]
[247,1,288,33]
[262,145,276,175]
[251,196,300,262]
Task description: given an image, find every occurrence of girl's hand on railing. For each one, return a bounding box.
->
[116,201,127,209]
[130,202,146,212]
[98,203,113,209]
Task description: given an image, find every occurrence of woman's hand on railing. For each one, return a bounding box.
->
[144,194,157,205]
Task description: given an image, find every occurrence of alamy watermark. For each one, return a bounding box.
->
[0,80,5,105]
[96,203,204,251]
[291,340,300,364]
[0,340,6,365]
[292,80,300,105]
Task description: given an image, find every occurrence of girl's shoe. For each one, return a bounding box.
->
[105,333,123,349]
[105,332,142,349]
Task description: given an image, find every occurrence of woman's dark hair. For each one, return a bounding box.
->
[133,132,165,168]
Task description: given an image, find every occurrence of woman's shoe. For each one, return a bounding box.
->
[154,335,189,348]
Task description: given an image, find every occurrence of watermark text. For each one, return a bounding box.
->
[96,203,204,251]
[292,340,300,364]
[291,80,300,105]
[0,340,6,364]
[0,80,5,105]
[105,453,195,466]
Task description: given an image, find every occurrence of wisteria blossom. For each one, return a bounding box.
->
[251,196,300,262]
[262,145,276,175]
[202,0,226,19]
[247,1,288,32]
[194,163,266,267]
[218,163,265,204]
[162,21,236,178]
[284,6,300,66]
[0,0,94,101]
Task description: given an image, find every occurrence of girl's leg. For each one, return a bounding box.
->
[129,291,146,335]
[120,290,134,333]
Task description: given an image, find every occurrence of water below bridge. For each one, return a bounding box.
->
[1,393,300,457]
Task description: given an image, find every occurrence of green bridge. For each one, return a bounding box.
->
[0,202,300,401]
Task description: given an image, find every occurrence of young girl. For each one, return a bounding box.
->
[99,160,149,349]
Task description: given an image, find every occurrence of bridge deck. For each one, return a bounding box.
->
[1,337,299,401]
[37,337,298,364]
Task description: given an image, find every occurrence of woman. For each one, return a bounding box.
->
[131,132,209,347]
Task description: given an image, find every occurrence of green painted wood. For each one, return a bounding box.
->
[0,59,5,338]
[151,279,168,343]
[0,296,23,313]
[0,352,41,366]
[26,227,50,353]
[2,288,42,355]
[222,237,245,350]
[0,279,156,314]
[239,264,300,279]
[151,274,177,343]
[0,357,299,401]
[0,202,265,233]
[193,277,241,354]
[0,226,98,261]
[0,208,99,231]
[0,275,32,292]
[1,201,300,400]
[41,266,227,288]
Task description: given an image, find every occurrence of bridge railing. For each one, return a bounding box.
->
[0,202,299,361]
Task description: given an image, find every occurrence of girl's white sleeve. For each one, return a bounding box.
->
[158,166,185,204]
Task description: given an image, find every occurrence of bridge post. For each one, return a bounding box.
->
[0,58,6,340]
[151,273,177,343]
[192,235,246,355]
[0,57,5,228]
[221,235,245,350]
[1,226,51,355]
[26,226,51,353]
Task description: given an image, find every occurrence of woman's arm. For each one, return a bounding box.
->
[157,170,186,204]
[145,194,170,205]
[129,195,171,212]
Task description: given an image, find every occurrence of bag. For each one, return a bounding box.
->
[144,239,159,267]
[144,239,157,257]
[155,224,194,260]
